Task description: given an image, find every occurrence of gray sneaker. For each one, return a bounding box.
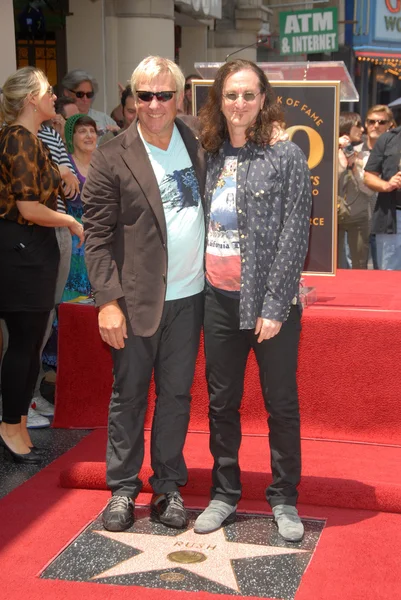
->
[272,505,304,542]
[194,500,237,534]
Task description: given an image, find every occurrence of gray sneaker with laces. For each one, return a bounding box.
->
[272,504,304,542]
[102,495,135,531]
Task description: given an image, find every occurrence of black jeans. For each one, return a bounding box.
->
[204,285,302,508]
[107,292,204,498]
[0,311,49,424]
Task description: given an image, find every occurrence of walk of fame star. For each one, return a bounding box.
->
[92,526,307,592]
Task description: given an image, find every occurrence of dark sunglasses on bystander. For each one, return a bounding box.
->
[366,118,389,126]
[69,89,95,99]
[136,91,176,103]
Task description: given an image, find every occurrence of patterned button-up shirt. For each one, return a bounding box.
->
[205,140,312,327]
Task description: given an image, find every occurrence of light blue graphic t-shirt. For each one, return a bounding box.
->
[140,124,205,301]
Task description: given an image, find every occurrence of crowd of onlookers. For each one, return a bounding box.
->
[338,104,401,270]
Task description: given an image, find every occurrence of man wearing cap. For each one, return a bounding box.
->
[82,56,205,532]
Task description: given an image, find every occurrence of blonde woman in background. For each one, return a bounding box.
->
[0,67,84,463]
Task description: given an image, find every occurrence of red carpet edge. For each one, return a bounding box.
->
[58,430,401,514]
[1,430,401,600]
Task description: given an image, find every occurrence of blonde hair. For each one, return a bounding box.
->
[131,56,185,106]
[0,66,47,125]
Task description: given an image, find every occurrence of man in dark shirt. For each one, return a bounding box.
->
[194,59,311,543]
[365,125,401,269]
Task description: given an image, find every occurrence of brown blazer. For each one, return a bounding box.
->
[82,118,206,337]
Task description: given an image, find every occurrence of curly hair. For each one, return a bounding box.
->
[199,59,284,153]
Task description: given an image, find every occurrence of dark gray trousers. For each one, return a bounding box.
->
[204,285,302,508]
[107,292,203,498]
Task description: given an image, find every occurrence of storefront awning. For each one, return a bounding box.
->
[355,47,401,61]
[354,47,401,79]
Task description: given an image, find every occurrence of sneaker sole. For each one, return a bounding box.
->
[273,518,304,542]
[276,531,304,542]
[150,506,188,529]
[194,511,237,534]
[27,422,50,429]
[102,516,134,532]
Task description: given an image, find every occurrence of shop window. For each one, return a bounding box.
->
[16,36,58,86]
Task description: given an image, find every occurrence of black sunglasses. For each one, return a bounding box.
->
[69,89,95,99]
[136,91,176,103]
[367,118,389,126]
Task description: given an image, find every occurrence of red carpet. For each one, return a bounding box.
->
[54,270,401,445]
[1,431,401,600]
[59,429,401,514]
[4,271,400,598]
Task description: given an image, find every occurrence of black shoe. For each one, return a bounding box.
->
[0,436,42,464]
[102,496,135,532]
[151,492,188,529]
[30,445,46,455]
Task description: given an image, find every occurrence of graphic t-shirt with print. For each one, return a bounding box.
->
[206,142,241,295]
[140,124,204,301]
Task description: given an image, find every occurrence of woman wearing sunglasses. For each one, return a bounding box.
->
[337,111,374,270]
[61,69,119,136]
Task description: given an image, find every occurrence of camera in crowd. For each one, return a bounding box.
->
[343,143,355,158]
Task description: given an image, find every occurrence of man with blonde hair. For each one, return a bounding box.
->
[365,104,394,150]
[82,56,205,532]
[363,105,394,268]
[364,105,401,269]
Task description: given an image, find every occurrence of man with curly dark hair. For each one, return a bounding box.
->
[194,60,312,542]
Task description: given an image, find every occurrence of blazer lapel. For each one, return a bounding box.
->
[120,124,167,245]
